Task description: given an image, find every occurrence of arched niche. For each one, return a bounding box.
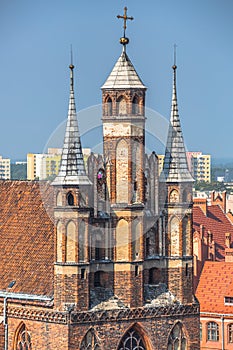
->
[66,221,76,262]
[80,328,101,350]
[78,219,86,261]
[67,191,74,206]
[170,216,180,256]
[56,221,63,262]
[132,220,141,260]
[117,96,127,115]
[116,139,128,203]
[132,95,139,115]
[106,96,112,116]
[56,191,62,206]
[169,189,179,203]
[116,219,129,261]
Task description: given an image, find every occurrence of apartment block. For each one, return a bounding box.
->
[0,155,11,179]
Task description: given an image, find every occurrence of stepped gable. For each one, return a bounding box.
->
[196,261,233,314]
[0,181,54,297]
[193,204,233,260]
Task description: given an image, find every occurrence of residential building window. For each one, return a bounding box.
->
[207,322,219,341]
[228,324,233,343]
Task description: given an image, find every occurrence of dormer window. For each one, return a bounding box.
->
[225,296,233,305]
[67,192,74,206]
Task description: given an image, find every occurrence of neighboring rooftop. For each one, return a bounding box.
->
[196,261,233,314]
[0,181,54,297]
[193,204,233,260]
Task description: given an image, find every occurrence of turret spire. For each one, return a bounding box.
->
[117,7,134,49]
[52,61,91,186]
[161,59,193,183]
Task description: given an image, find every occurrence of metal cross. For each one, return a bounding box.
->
[117,7,134,38]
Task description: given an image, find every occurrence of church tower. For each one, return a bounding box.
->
[52,62,92,310]
[101,8,147,307]
[160,61,194,304]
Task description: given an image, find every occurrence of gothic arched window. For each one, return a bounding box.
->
[132,95,139,115]
[14,323,32,350]
[97,168,106,199]
[80,328,101,350]
[117,96,127,115]
[106,97,112,116]
[67,192,74,206]
[117,327,147,350]
[168,322,187,350]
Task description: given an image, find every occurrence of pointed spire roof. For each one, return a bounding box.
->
[52,64,91,186]
[101,48,146,90]
[160,65,193,183]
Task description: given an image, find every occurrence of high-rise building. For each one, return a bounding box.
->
[158,151,211,183]
[0,155,10,179]
[186,152,211,183]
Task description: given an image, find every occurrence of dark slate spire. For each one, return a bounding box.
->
[52,64,91,186]
[160,64,193,183]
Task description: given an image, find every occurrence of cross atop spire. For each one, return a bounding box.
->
[117,7,134,47]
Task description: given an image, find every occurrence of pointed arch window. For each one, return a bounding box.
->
[80,328,101,350]
[67,192,74,206]
[168,322,187,350]
[106,96,112,116]
[132,95,139,115]
[14,323,32,350]
[117,327,147,350]
[117,96,127,115]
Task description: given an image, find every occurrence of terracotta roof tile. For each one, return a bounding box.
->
[0,181,54,297]
[196,261,233,313]
[193,205,233,260]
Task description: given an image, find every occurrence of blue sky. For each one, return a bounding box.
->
[0,0,233,160]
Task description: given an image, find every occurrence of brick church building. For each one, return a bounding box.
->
[0,8,200,350]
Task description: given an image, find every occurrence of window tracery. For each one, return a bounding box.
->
[15,323,32,350]
[118,328,146,350]
[80,329,101,350]
[168,323,187,350]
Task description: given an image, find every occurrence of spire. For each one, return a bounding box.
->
[101,49,146,90]
[161,63,193,183]
[52,62,91,186]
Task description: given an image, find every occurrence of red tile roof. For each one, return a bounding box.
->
[0,181,54,297]
[196,261,233,313]
[193,205,233,260]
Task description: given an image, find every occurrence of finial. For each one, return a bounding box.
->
[69,44,74,70]
[172,44,177,70]
[117,7,134,46]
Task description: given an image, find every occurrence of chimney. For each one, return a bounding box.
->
[225,232,231,248]
[227,210,233,224]
[193,198,207,215]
